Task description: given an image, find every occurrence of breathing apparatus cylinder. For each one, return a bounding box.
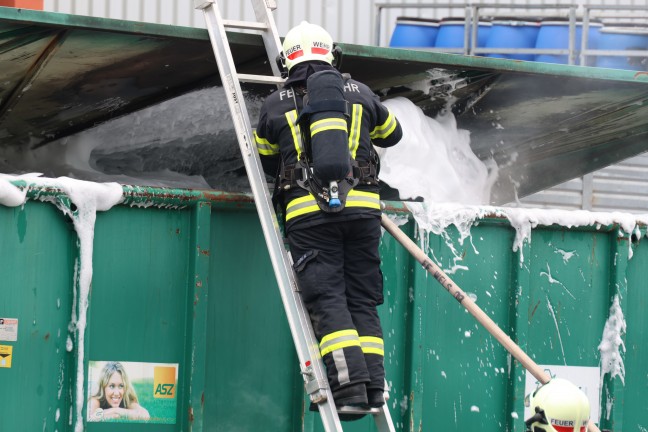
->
[305,69,351,194]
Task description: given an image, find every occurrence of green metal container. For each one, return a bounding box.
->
[0,183,645,431]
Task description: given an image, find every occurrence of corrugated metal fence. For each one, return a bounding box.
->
[513,155,648,213]
[44,0,648,46]
[41,0,648,214]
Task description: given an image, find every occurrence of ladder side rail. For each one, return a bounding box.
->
[197,2,342,430]
[375,405,397,432]
[251,0,284,78]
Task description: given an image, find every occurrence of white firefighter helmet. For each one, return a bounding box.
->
[525,378,591,432]
[282,21,335,71]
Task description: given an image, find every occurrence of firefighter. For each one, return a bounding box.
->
[525,378,591,432]
[254,21,403,418]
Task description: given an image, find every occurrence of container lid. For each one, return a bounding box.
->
[540,16,603,25]
[439,17,465,23]
[492,16,540,26]
[601,25,648,35]
[474,16,493,25]
[396,16,440,26]
[439,17,491,25]
[601,22,648,28]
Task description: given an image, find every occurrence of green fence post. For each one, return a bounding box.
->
[181,201,212,431]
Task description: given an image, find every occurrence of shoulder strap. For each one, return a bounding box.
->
[290,87,309,158]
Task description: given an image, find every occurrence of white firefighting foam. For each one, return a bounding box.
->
[598,295,627,385]
[381,97,497,205]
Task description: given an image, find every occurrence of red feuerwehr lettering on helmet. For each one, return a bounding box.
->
[286,44,303,60]
[549,422,584,432]
[311,41,331,55]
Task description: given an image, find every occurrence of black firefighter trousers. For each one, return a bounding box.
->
[287,216,385,393]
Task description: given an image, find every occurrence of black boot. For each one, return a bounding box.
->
[333,383,368,407]
[367,388,385,408]
[334,383,368,421]
[309,382,369,421]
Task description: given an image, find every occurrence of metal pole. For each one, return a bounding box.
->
[580,7,591,66]
[568,6,576,65]
[463,6,472,56]
[470,5,479,56]
[374,4,383,46]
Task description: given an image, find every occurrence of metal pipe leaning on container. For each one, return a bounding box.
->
[379,213,601,432]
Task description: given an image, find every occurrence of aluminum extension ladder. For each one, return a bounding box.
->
[194,1,395,431]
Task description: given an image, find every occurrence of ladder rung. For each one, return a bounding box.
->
[193,0,213,10]
[223,19,268,31]
[337,406,381,415]
[238,74,285,85]
[265,0,277,10]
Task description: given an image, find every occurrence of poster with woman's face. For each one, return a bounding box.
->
[87,360,179,424]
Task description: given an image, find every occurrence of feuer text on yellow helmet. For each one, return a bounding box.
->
[282,21,335,71]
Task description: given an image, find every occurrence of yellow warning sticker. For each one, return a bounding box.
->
[0,345,13,368]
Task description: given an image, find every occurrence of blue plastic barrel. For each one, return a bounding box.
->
[389,17,439,48]
[434,17,492,50]
[477,20,492,48]
[484,17,540,61]
[535,18,603,65]
[595,24,648,70]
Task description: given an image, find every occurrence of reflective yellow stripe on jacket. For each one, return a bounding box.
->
[348,103,363,158]
[360,336,384,356]
[285,190,381,221]
[320,329,361,357]
[253,130,279,156]
[370,110,397,140]
[285,110,304,158]
[310,118,347,136]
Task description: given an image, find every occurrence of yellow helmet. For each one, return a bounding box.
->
[525,378,591,432]
[282,21,335,71]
